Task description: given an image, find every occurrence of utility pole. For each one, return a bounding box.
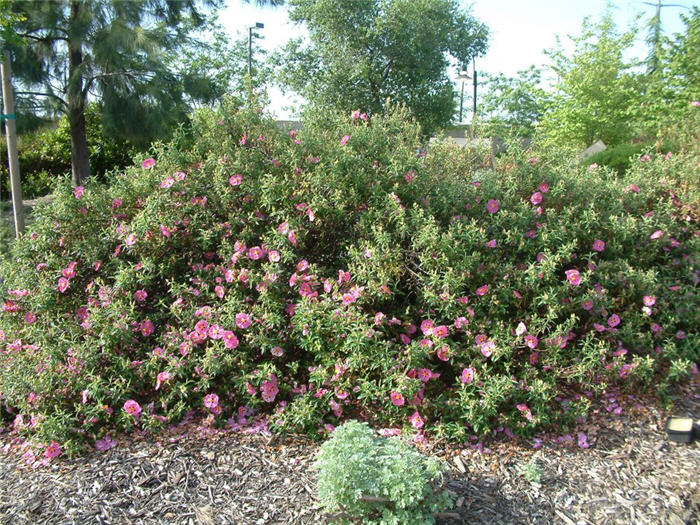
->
[1,49,24,237]
[248,22,264,78]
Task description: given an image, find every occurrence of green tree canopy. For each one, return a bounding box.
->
[537,11,642,149]
[479,66,551,139]
[275,0,489,136]
[6,0,227,185]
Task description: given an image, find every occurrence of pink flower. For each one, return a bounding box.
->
[271,346,284,357]
[538,182,549,193]
[530,192,542,205]
[141,158,155,169]
[340,134,350,146]
[516,322,527,336]
[626,184,640,193]
[160,177,174,188]
[123,399,141,417]
[351,110,360,119]
[155,371,171,390]
[44,441,62,459]
[608,314,621,328]
[125,233,137,246]
[528,157,538,164]
[460,367,474,384]
[268,250,280,262]
[112,198,122,208]
[247,246,263,260]
[485,239,497,248]
[650,230,664,240]
[236,313,251,329]
[57,277,69,293]
[208,324,224,340]
[476,284,489,296]
[173,171,186,181]
[692,101,700,107]
[524,335,538,349]
[643,295,656,306]
[592,239,605,252]
[204,393,219,409]
[486,199,499,214]
[582,299,594,311]
[134,290,147,302]
[480,340,495,357]
[565,269,581,286]
[229,174,242,186]
[223,331,239,349]
[140,319,155,337]
[74,186,84,199]
[260,380,278,402]
[409,411,424,429]
[588,163,598,172]
[390,391,405,406]
[516,403,535,422]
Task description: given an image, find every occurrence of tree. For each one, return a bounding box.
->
[478,66,551,139]
[275,0,488,136]
[5,0,228,186]
[537,11,642,148]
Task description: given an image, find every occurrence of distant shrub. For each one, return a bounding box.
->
[0,98,696,455]
[0,105,136,198]
[314,421,451,525]
[584,142,676,175]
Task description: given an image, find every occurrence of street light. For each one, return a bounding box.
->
[457,68,471,123]
[248,22,264,78]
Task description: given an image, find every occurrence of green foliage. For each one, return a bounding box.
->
[479,66,551,139]
[538,11,642,148]
[275,0,489,136]
[0,105,136,198]
[520,457,542,484]
[584,143,650,176]
[313,421,451,524]
[0,99,696,457]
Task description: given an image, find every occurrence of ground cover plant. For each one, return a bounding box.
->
[314,420,451,524]
[0,98,697,457]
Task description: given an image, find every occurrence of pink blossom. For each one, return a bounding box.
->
[538,182,549,193]
[174,171,186,181]
[57,277,69,293]
[74,186,85,199]
[409,411,424,429]
[486,199,499,213]
[528,157,538,164]
[204,393,219,409]
[268,250,280,262]
[260,380,278,402]
[44,441,62,459]
[160,177,174,189]
[650,230,664,240]
[436,345,451,361]
[125,233,137,246]
[134,290,147,302]
[351,110,360,119]
[271,346,284,357]
[340,134,350,146]
[124,399,141,417]
[223,331,239,349]
[229,174,242,186]
[582,299,594,311]
[608,314,621,328]
[155,371,171,390]
[140,319,155,337]
[460,367,475,384]
[626,184,641,193]
[95,435,117,451]
[592,239,605,252]
[516,403,535,422]
[565,269,581,286]
[112,198,122,208]
[480,340,495,358]
[208,324,224,340]
[141,158,155,169]
[390,391,405,406]
[236,313,251,329]
[643,295,656,306]
[524,335,538,349]
[476,284,489,296]
[247,246,263,260]
[530,192,542,205]
[516,322,527,336]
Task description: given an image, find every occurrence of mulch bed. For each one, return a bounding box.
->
[1,386,698,525]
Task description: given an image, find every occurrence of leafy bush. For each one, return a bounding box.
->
[584,142,675,175]
[314,421,451,525]
[0,105,136,198]
[0,98,696,455]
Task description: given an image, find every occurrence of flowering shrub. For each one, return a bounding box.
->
[0,98,697,454]
[313,421,451,524]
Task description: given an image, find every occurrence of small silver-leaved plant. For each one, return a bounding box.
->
[313,421,453,525]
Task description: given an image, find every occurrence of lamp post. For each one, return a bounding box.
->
[457,68,471,123]
[248,22,264,78]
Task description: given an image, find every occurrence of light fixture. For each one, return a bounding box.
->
[665,417,699,443]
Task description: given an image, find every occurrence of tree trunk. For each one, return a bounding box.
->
[68,0,90,186]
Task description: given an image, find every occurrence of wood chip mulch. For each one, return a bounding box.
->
[1,387,698,525]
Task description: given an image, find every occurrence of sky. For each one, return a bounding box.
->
[217,0,697,119]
